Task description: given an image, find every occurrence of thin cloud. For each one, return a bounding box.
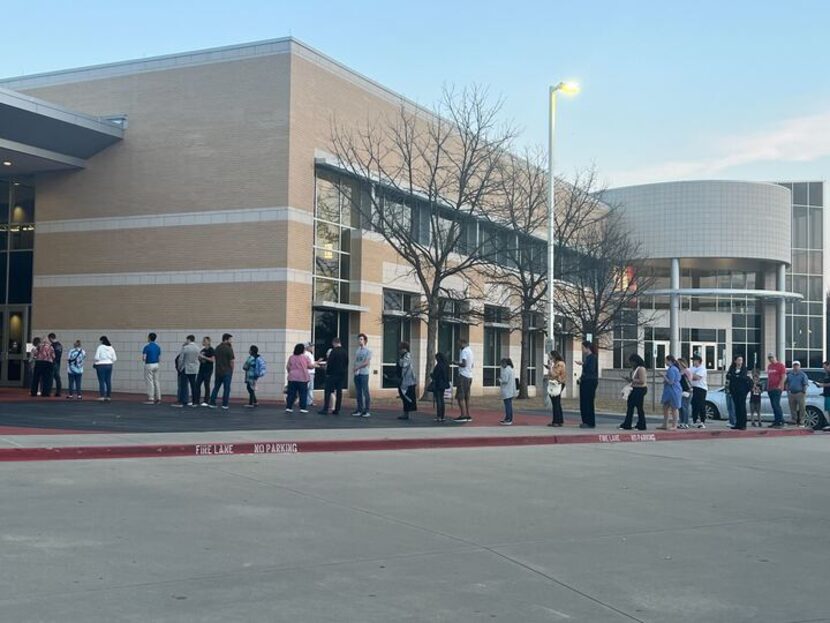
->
[610,110,830,186]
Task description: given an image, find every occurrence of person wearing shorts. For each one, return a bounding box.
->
[453,338,474,423]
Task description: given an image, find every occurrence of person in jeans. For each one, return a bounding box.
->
[620,353,647,430]
[30,336,55,397]
[142,333,162,405]
[195,337,215,407]
[690,354,708,428]
[576,341,598,429]
[658,355,681,430]
[396,341,418,421]
[498,358,516,425]
[430,352,451,423]
[547,350,567,427]
[48,333,63,397]
[208,333,235,410]
[453,338,475,423]
[94,336,117,401]
[786,360,809,427]
[319,337,348,415]
[243,345,267,408]
[676,358,694,429]
[173,335,200,407]
[724,372,736,427]
[286,343,314,413]
[766,353,786,428]
[304,342,317,408]
[351,333,372,418]
[66,340,86,400]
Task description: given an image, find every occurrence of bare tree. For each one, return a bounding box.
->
[554,171,657,347]
[476,148,548,399]
[330,86,517,395]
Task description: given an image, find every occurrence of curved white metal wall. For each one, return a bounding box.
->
[602,180,792,265]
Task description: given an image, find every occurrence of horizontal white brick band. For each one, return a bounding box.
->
[34,267,312,288]
[36,206,312,234]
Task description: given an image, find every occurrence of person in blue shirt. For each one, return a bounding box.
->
[142,332,162,404]
[786,361,810,427]
[659,355,682,430]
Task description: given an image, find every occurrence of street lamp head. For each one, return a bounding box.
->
[554,81,580,95]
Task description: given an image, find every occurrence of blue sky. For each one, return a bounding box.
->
[5,0,829,186]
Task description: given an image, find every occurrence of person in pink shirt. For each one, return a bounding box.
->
[285,343,315,413]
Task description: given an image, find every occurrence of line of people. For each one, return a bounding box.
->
[29,334,116,400]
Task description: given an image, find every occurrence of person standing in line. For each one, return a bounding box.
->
[575,340,598,429]
[351,333,372,418]
[498,358,516,426]
[142,333,162,405]
[452,338,475,423]
[66,340,86,400]
[396,341,418,421]
[318,337,348,416]
[620,353,648,431]
[29,336,55,397]
[724,370,736,427]
[208,333,235,410]
[48,333,63,397]
[786,360,809,427]
[304,342,317,408]
[749,370,763,427]
[690,354,708,429]
[676,358,693,429]
[816,360,830,431]
[195,337,215,407]
[547,350,567,427]
[726,355,750,430]
[765,353,786,428]
[285,343,314,413]
[658,355,681,430]
[94,336,117,401]
[243,345,267,408]
[173,335,201,408]
[430,352,451,423]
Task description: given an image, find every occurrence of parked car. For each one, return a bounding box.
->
[704,375,824,428]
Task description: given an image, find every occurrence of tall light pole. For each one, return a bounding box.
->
[546,81,580,354]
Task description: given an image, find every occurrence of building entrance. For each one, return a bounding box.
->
[691,342,719,370]
[0,307,28,386]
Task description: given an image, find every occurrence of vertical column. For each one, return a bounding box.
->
[670,258,680,355]
[777,263,787,361]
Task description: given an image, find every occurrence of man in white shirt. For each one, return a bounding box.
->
[453,338,475,422]
[689,354,708,429]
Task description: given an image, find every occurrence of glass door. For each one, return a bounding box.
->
[1,307,28,385]
[691,342,718,370]
[645,340,671,368]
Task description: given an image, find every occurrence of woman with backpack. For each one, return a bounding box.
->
[243,345,267,408]
[66,340,86,400]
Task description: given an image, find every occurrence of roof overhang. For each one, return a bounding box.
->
[0,86,124,176]
[644,288,803,301]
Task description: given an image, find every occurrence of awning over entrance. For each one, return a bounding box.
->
[0,87,124,175]
[644,288,803,301]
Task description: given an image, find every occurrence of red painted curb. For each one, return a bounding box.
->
[0,427,816,463]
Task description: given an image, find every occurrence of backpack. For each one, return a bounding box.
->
[254,356,267,379]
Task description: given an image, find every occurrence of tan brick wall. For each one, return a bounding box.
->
[33,221,296,275]
[32,282,304,330]
[21,54,292,222]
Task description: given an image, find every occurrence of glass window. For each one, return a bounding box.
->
[793,317,808,348]
[791,250,808,273]
[808,276,822,302]
[809,208,822,250]
[808,182,823,207]
[793,183,809,206]
[0,181,8,223]
[8,225,34,251]
[0,253,6,302]
[482,326,505,387]
[314,251,339,279]
[808,251,822,274]
[316,176,340,223]
[809,317,823,350]
[8,251,32,304]
[315,221,340,252]
[0,225,6,251]
[382,317,411,388]
[314,278,339,303]
[793,206,808,248]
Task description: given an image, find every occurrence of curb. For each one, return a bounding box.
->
[0,428,816,463]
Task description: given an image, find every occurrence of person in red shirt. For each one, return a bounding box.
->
[766,353,786,428]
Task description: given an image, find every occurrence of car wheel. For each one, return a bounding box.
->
[705,402,720,420]
[804,406,821,429]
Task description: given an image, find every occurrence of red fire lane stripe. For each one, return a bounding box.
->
[0,428,816,463]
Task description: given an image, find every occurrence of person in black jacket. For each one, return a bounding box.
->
[430,352,451,422]
[318,337,349,415]
[576,340,598,428]
[726,355,750,430]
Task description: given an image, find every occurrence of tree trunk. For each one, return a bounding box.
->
[518,310,530,399]
[421,314,439,401]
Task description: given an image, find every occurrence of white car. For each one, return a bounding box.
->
[704,376,824,428]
